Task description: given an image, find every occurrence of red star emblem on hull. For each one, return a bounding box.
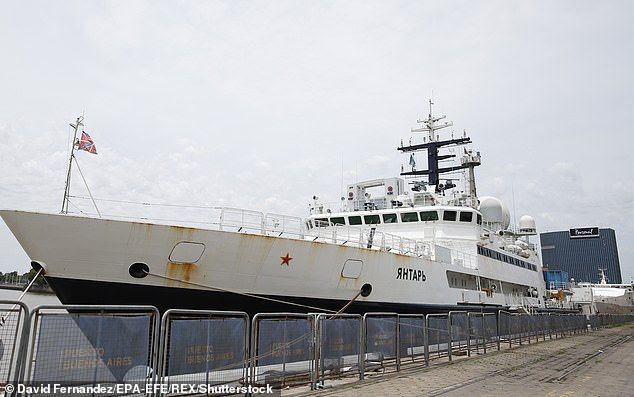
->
[280,253,293,266]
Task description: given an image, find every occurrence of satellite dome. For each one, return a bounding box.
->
[478,196,504,225]
[519,215,536,234]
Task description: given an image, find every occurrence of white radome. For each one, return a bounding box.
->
[478,196,504,225]
[519,215,537,233]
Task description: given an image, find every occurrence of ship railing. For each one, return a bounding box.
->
[263,213,305,238]
[309,222,433,259]
[546,281,570,290]
[217,207,479,264]
[309,198,391,214]
[219,207,267,234]
[218,208,305,238]
[432,241,478,270]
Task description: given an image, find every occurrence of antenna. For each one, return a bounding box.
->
[400,99,478,195]
[512,183,517,233]
[340,157,344,209]
[61,116,84,213]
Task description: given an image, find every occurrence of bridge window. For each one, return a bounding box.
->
[400,212,419,222]
[330,217,346,226]
[315,218,328,227]
[363,215,381,225]
[382,213,398,223]
[348,216,362,225]
[420,211,439,221]
[477,214,482,225]
[459,212,473,222]
[443,210,457,221]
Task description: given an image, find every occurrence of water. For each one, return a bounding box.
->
[0,287,60,309]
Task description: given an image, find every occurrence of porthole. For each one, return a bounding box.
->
[129,262,149,278]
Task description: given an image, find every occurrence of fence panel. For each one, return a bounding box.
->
[251,313,314,389]
[159,310,248,395]
[449,312,469,356]
[24,305,159,396]
[364,313,398,374]
[483,313,498,350]
[314,314,361,388]
[498,311,511,347]
[0,300,29,386]
[467,313,484,355]
[426,314,450,362]
[398,315,426,367]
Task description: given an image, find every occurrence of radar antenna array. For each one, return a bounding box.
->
[398,100,480,198]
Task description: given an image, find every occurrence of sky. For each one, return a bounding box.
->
[0,1,633,281]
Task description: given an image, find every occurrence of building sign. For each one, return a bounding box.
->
[569,227,600,239]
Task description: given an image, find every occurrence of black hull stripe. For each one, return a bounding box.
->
[45,276,504,317]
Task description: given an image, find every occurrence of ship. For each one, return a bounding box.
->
[1,102,548,316]
[571,269,634,315]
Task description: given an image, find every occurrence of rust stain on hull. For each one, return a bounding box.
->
[166,262,198,286]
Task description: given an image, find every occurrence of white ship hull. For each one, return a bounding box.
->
[572,284,634,315]
[1,210,544,316]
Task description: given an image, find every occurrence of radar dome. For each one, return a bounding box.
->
[519,215,537,234]
[478,196,504,226]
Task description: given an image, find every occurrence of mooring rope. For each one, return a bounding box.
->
[144,269,371,370]
[0,268,43,326]
[144,269,338,313]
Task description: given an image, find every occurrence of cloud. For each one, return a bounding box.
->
[1,1,633,281]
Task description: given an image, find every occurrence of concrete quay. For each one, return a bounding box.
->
[297,324,634,397]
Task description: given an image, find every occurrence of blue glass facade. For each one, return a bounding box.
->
[540,228,621,284]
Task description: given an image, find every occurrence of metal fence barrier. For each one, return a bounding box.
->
[498,311,512,348]
[398,314,427,367]
[250,313,314,389]
[313,314,362,389]
[4,303,634,395]
[483,313,498,350]
[363,313,399,374]
[449,311,469,356]
[0,300,29,386]
[23,305,159,396]
[467,313,485,355]
[426,314,450,361]
[158,310,249,396]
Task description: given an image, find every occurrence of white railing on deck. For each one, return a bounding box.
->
[218,208,305,239]
[433,240,478,270]
[109,206,476,267]
[216,209,441,260]
[306,220,435,259]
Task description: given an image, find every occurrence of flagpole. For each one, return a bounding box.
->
[61,116,83,214]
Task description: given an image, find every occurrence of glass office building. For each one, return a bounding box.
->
[540,227,622,284]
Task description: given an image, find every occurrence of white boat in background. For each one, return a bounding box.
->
[1,102,549,316]
[571,270,634,315]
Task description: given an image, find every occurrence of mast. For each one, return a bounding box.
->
[61,116,83,214]
[398,100,480,200]
[461,148,481,208]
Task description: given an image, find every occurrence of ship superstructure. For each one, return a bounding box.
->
[1,102,547,315]
[305,101,545,311]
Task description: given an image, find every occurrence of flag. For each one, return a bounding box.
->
[409,153,416,168]
[78,131,97,154]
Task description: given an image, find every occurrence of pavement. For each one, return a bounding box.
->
[295,324,634,397]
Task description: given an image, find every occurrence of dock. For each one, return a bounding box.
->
[1,301,632,396]
[300,323,634,397]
